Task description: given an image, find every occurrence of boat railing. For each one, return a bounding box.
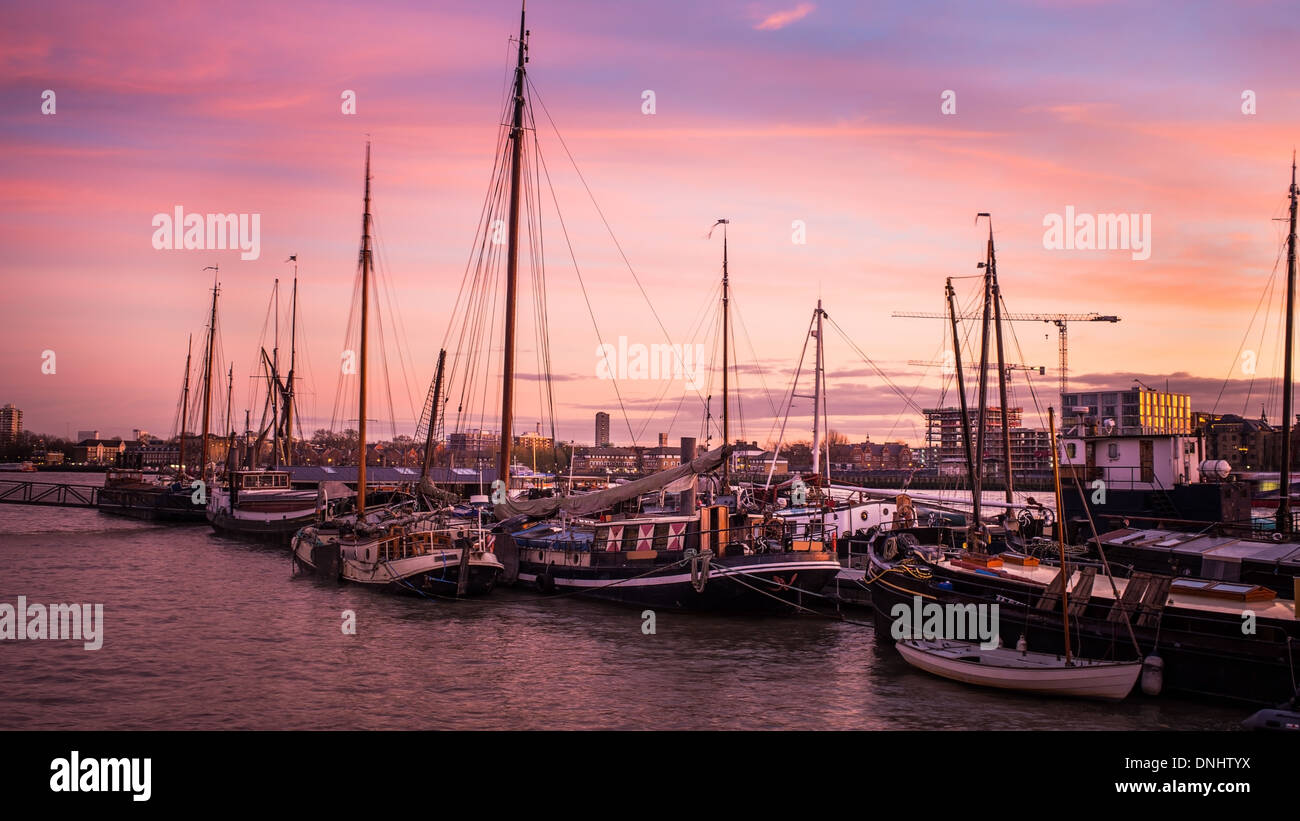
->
[376,528,431,563]
[365,524,503,563]
[1072,465,1154,490]
[1248,509,1300,539]
[519,520,839,559]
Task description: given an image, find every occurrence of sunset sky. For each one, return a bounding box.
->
[3,0,1300,448]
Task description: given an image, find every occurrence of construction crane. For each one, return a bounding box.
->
[907,360,1045,378]
[893,311,1120,398]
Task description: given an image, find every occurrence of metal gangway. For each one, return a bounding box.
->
[0,479,103,508]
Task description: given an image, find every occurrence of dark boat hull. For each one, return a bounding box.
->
[208,507,316,544]
[864,547,1300,706]
[292,549,500,597]
[98,487,207,523]
[516,551,841,613]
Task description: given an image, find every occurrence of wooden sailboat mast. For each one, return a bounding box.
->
[721,219,730,489]
[497,2,529,491]
[986,217,1016,504]
[946,279,976,488]
[1048,407,1072,663]
[179,334,192,476]
[971,226,994,549]
[224,365,233,473]
[812,298,825,479]
[286,263,298,466]
[271,278,280,467]
[1278,156,1298,535]
[199,266,219,482]
[358,143,373,515]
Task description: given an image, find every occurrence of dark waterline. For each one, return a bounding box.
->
[0,473,1249,730]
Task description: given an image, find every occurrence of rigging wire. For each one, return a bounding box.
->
[526,76,711,417]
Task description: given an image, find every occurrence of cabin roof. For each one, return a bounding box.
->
[283,465,499,484]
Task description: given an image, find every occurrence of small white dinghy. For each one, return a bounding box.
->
[896,639,1142,701]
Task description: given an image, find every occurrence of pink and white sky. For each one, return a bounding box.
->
[3,0,1300,447]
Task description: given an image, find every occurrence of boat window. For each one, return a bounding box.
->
[1210,583,1254,594]
[1169,579,1275,601]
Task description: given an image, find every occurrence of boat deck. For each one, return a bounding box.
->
[938,557,1298,622]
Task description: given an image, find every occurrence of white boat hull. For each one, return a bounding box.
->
[896,639,1141,701]
[292,525,503,596]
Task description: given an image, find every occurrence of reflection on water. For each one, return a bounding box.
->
[0,474,1246,730]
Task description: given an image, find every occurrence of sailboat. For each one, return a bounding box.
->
[291,144,503,595]
[409,4,842,610]
[862,206,1300,705]
[500,215,841,610]
[763,300,964,548]
[895,639,1141,699]
[895,408,1142,700]
[99,277,221,524]
[880,219,1144,699]
[207,269,323,542]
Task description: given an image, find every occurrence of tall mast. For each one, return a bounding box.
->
[1279,156,1298,535]
[985,216,1015,504]
[179,334,192,476]
[286,262,298,467]
[270,278,280,468]
[224,364,233,474]
[946,279,976,489]
[971,231,994,550]
[496,2,529,491]
[714,218,731,489]
[422,349,447,480]
[1048,407,1072,663]
[199,266,219,483]
[358,143,373,515]
[812,299,824,478]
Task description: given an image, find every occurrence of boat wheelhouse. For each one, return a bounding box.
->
[208,469,321,542]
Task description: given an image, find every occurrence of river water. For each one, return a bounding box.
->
[0,472,1250,730]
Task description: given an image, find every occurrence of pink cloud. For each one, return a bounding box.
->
[754,3,816,31]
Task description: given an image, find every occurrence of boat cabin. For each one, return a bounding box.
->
[1058,431,1204,491]
[231,470,292,490]
[104,469,149,487]
[228,469,293,504]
